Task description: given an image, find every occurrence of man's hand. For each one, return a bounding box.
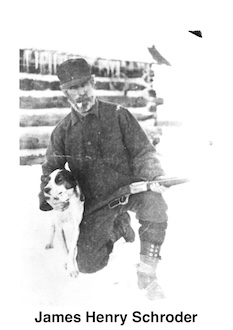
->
[149,181,167,194]
[150,176,169,194]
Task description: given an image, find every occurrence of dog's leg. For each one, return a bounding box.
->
[54,226,69,255]
[45,223,56,249]
[61,228,69,254]
[66,225,80,278]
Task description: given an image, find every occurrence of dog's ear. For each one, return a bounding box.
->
[59,169,77,188]
[74,185,85,201]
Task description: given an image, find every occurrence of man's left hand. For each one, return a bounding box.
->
[150,181,167,194]
[150,176,169,194]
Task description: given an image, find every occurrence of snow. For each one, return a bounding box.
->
[20,164,141,306]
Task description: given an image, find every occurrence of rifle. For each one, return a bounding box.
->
[108,177,189,209]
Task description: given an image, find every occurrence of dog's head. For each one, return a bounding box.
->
[43,169,84,203]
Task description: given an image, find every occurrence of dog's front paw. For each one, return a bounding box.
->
[65,262,79,278]
[45,243,54,249]
[69,269,79,278]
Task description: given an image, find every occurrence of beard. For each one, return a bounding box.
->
[68,96,95,116]
[76,97,92,112]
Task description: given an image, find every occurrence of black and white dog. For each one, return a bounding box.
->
[43,169,84,278]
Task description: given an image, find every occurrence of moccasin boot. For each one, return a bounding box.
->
[137,241,165,299]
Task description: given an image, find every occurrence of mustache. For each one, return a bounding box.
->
[76,97,91,103]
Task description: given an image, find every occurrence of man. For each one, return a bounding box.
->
[39,58,168,298]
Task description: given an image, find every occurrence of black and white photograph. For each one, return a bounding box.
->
[2,0,233,329]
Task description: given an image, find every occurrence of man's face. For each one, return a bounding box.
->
[63,79,96,116]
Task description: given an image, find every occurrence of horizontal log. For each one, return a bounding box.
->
[20,79,60,91]
[20,113,66,127]
[20,64,146,79]
[20,113,154,127]
[20,96,68,109]
[20,154,46,166]
[20,107,153,127]
[20,78,146,92]
[19,73,148,85]
[20,126,53,149]
[20,107,147,115]
[19,90,145,98]
[20,95,147,109]
[20,148,46,165]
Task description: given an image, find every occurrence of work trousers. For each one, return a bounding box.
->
[77,191,168,273]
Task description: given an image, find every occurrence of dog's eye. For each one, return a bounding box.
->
[55,175,63,184]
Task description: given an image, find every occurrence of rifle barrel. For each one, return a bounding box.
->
[155,177,189,187]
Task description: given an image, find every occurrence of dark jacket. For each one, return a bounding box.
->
[39,99,164,213]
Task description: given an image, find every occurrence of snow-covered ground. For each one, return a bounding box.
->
[15,123,232,329]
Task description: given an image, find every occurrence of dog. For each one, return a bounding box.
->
[43,169,84,278]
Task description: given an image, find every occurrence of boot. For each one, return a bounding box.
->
[137,241,165,300]
[112,212,135,243]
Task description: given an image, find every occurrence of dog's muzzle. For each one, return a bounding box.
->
[44,187,51,194]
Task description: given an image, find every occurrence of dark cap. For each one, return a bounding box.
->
[57,58,92,89]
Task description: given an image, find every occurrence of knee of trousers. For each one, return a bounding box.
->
[135,191,168,223]
[77,240,113,274]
